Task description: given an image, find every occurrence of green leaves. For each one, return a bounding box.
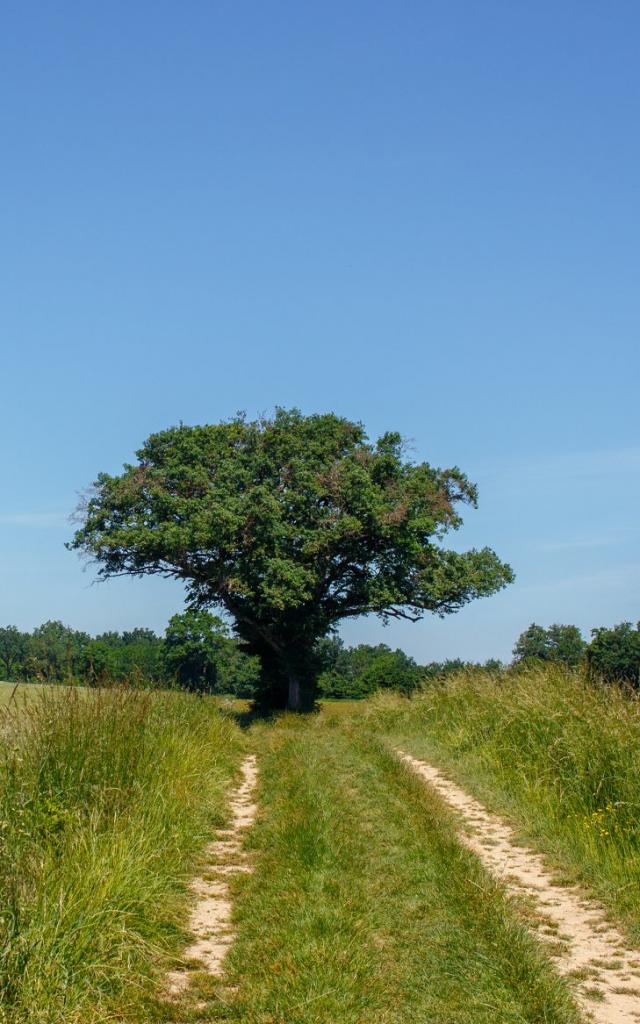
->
[163,609,259,696]
[513,623,586,668]
[70,409,514,706]
[587,622,640,685]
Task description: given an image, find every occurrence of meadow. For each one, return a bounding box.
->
[0,682,52,706]
[1,667,639,1022]
[193,714,579,1024]
[366,666,640,943]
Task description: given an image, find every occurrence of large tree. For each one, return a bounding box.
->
[68,409,514,709]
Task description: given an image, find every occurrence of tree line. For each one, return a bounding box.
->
[315,620,640,694]
[512,620,640,685]
[315,637,502,698]
[0,613,499,698]
[0,612,258,694]
[2,615,636,696]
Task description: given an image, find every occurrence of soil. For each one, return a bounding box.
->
[165,755,258,997]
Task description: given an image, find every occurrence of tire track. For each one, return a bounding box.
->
[165,754,258,998]
[400,751,640,1024]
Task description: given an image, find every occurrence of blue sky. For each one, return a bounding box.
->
[1,1,638,662]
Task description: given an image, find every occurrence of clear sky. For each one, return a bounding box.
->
[1,2,638,663]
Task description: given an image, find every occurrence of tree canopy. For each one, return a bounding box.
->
[316,638,423,699]
[69,409,514,708]
[0,626,29,680]
[587,622,640,686]
[513,622,586,668]
[163,609,227,693]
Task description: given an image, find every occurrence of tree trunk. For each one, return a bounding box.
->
[287,672,302,711]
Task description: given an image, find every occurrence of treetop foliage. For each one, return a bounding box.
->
[69,410,512,620]
[587,622,640,686]
[513,622,586,668]
[69,408,514,707]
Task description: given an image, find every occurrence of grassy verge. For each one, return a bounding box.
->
[186,712,579,1024]
[365,667,640,942]
[0,685,242,1023]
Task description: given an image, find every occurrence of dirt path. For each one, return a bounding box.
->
[400,751,640,1024]
[165,754,258,997]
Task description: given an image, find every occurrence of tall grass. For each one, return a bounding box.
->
[366,666,640,940]
[0,685,241,1023]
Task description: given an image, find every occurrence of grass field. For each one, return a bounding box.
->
[2,669,638,1022]
[0,681,53,705]
[366,667,640,943]
[200,714,579,1024]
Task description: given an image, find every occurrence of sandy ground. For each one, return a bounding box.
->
[400,751,640,1024]
[165,754,258,997]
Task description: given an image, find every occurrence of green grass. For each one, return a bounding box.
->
[6,669,633,1022]
[365,666,640,942]
[0,685,243,1023]
[173,712,579,1024]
